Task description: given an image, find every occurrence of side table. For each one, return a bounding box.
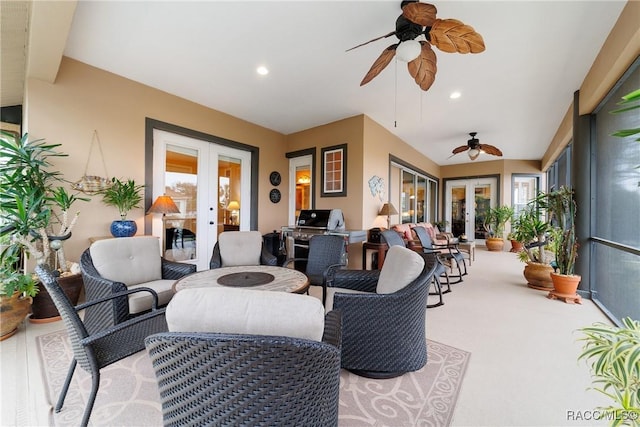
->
[362,241,388,270]
[458,240,476,265]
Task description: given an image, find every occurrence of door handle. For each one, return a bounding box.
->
[209,221,214,225]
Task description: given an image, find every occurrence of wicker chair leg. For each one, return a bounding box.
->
[80,372,100,427]
[55,359,77,412]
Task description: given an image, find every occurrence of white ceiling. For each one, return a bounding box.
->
[8,1,630,166]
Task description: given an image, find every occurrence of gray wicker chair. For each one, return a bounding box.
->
[80,246,195,334]
[35,264,168,427]
[413,225,467,283]
[327,252,437,379]
[282,234,346,305]
[144,310,342,427]
[209,231,277,269]
[382,229,448,307]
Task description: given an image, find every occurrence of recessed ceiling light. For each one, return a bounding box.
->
[450,91,461,99]
[256,66,269,76]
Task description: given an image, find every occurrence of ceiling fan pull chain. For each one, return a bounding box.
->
[394,58,398,128]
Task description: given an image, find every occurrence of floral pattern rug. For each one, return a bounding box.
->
[37,330,470,426]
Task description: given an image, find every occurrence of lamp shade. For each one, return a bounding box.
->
[378,203,398,216]
[468,148,481,160]
[396,39,421,62]
[147,195,180,215]
[227,200,240,211]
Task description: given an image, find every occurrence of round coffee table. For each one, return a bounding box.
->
[173,265,310,294]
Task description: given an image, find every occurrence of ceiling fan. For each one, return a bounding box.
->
[451,132,503,161]
[348,1,485,92]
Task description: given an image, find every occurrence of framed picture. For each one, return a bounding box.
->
[321,143,347,197]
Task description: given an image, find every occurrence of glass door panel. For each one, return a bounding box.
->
[164,145,198,262]
[451,186,466,236]
[474,185,492,239]
[401,170,415,223]
[416,176,427,223]
[288,155,313,226]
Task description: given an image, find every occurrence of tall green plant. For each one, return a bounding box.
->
[512,205,553,264]
[610,88,640,141]
[535,186,578,275]
[483,205,514,238]
[578,317,640,427]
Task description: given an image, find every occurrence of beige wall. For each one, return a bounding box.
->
[363,116,440,229]
[26,57,289,263]
[285,115,365,231]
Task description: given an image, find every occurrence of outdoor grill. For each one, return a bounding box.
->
[282,209,365,270]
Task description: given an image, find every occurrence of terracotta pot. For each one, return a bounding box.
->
[0,292,33,341]
[523,262,554,290]
[510,240,524,253]
[485,237,505,252]
[30,273,84,322]
[550,272,581,295]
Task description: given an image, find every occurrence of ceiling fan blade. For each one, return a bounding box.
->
[402,2,437,27]
[346,30,396,52]
[479,144,503,156]
[451,145,470,155]
[407,41,437,91]
[360,44,398,86]
[428,19,486,54]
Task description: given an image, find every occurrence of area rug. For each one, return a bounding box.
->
[37,330,470,426]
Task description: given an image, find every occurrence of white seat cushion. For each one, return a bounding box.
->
[325,286,366,313]
[167,287,325,341]
[127,279,176,314]
[90,236,162,285]
[376,245,425,294]
[219,231,263,266]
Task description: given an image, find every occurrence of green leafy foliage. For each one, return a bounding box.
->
[610,88,640,142]
[100,177,144,219]
[483,205,514,238]
[511,205,553,264]
[578,318,640,426]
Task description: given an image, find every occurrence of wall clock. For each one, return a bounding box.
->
[269,188,281,203]
[269,171,281,186]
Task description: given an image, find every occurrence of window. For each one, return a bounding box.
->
[512,174,540,217]
[390,159,438,224]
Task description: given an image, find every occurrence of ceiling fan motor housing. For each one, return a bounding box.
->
[395,15,422,41]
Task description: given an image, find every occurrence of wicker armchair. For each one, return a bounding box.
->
[145,310,342,427]
[282,234,346,304]
[327,246,437,378]
[209,230,277,268]
[80,236,195,334]
[35,264,168,427]
[382,229,448,308]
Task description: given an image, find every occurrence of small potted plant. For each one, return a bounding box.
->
[101,177,144,237]
[511,205,555,290]
[483,205,514,251]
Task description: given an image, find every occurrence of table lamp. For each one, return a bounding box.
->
[378,202,398,228]
[147,195,180,251]
[227,200,240,225]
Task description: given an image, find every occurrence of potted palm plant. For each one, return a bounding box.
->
[511,205,555,290]
[536,186,581,302]
[0,132,87,326]
[101,177,144,237]
[483,205,514,251]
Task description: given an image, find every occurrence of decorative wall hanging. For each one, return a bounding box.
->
[368,175,385,201]
[321,144,347,197]
[71,130,112,194]
[269,188,282,203]
[269,171,281,186]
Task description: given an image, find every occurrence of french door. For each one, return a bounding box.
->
[288,154,313,226]
[445,178,497,240]
[152,130,252,271]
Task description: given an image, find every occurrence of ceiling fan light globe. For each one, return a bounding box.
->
[396,39,421,62]
[468,148,481,160]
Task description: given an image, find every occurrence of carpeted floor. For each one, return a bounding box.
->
[37,329,470,427]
